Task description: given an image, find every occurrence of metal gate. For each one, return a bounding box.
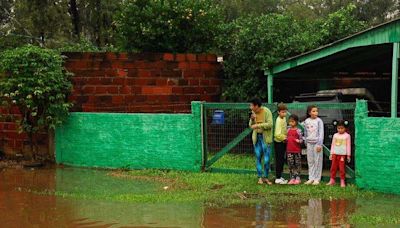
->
[202,103,277,173]
[201,102,356,182]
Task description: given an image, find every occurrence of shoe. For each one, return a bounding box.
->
[340,179,346,188]
[288,179,296,185]
[304,179,314,185]
[326,178,335,186]
[257,178,264,185]
[275,177,288,185]
[312,181,320,185]
[294,179,301,185]
[264,178,273,185]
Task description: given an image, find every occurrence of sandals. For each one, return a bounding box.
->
[257,178,273,185]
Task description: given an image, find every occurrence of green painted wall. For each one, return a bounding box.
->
[56,102,203,171]
[355,100,400,194]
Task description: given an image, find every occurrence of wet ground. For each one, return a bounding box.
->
[1,167,399,227]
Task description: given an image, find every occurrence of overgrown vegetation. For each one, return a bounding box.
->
[115,0,221,53]
[0,45,72,159]
[0,1,397,101]
[218,4,367,101]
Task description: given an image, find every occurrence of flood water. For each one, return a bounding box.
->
[0,167,399,227]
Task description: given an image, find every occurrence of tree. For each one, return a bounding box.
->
[217,4,368,102]
[217,14,320,101]
[0,45,73,160]
[0,0,13,26]
[319,4,367,44]
[215,0,281,21]
[115,0,221,53]
[281,0,397,24]
[76,0,122,47]
[7,0,72,47]
[68,0,80,38]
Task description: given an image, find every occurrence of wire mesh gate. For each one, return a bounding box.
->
[202,102,356,182]
[202,103,277,174]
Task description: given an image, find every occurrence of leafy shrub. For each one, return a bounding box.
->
[0,45,73,157]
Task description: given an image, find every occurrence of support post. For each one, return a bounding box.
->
[266,71,274,104]
[392,42,399,118]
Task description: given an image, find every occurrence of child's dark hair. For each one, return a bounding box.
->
[306,105,318,118]
[289,114,299,123]
[250,97,262,107]
[277,103,287,112]
[333,120,349,127]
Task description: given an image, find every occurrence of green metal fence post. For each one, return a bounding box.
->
[266,71,274,103]
[392,42,399,118]
[191,101,204,172]
[201,102,208,171]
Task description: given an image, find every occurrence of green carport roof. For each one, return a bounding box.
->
[268,18,400,76]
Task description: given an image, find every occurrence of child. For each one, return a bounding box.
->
[249,97,273,185]
[286,114,303,185]
[274,103,288,184]
[303,105,324,185]
[327,120,351,187]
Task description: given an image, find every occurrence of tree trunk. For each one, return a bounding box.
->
[48,128,55,161]
[69,0,80,38]
[94,0,102,47]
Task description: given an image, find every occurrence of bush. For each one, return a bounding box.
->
[115,0,221,53]
[0,45,73,158]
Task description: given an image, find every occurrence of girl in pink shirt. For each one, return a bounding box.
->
[327,120,351,187]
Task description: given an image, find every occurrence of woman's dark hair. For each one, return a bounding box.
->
[333,120,349,127]
[250,97,262,107]
[306,105,318,119]
[289,114,299,123]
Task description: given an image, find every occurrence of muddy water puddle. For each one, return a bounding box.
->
[1,167,399,227]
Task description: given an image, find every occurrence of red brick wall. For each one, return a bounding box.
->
[0,107,49,158]
[0,52,223,157]
[65,52,222,113]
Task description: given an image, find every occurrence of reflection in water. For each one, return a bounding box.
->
[202,198,357,227]
[330,199,352,227]
[255,203,272,228]
[300,198,323,226]
[0,167,203,227]
[0,167,398,227]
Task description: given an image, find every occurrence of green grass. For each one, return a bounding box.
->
[51,167,375,206]
[50,170,375,206]
[42,154,400,226]
[50,154,375,206]
[212,153,254,170]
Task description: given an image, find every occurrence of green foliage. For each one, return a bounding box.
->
[217,14,320,101]
[0,45,72,139]
[215,0,281,21]
[0,34,33,51]
[72,0,123,47]
[115,0,221,53]
[56,38,119,53]
[319,4,367,44]
[56,38,100,52]
[218,4,367,101]
[282,0,397,24]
